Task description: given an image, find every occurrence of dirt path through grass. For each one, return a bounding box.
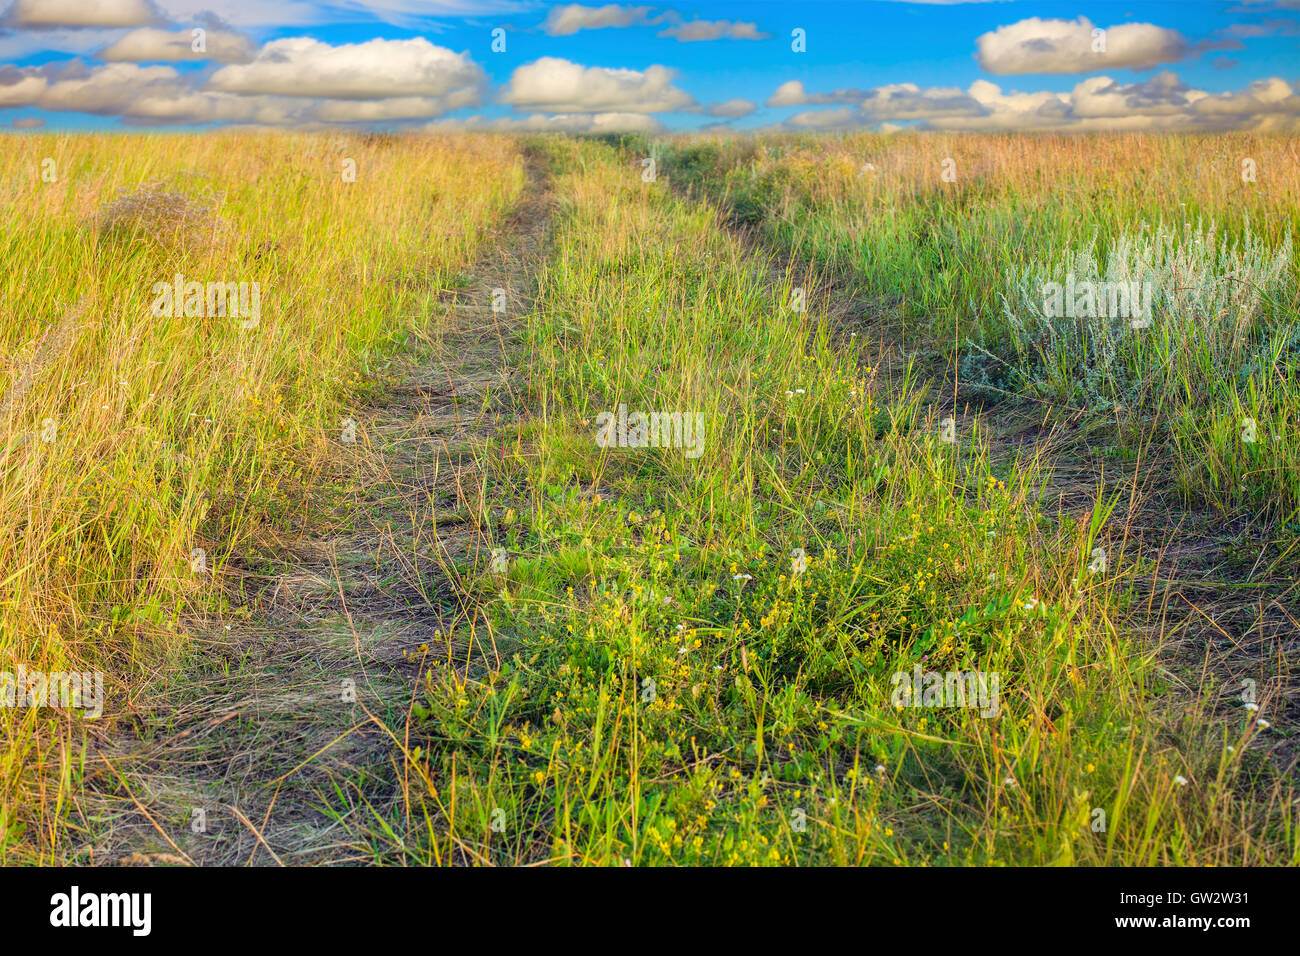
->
[663,151,1298,802]
[70,156,554,866]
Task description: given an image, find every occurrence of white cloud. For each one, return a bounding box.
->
[206,36,485,100]
[436,111,663,133]
[144,0,320,28]
[768,79,984,120]
[35,61,185,114]
[6,0,160,28]
[859,83,981,120]
[786,107,857,128]
[1070,72,1204,118]
[765,79,865,107]
[542,4,654,36]
[765,72,1299,133]
[0,65,47,106]
[312,87,481,122]
[122,90,302,124]
[0,26,125,59]
[499,57,694,113]
[658,19,768,41]
[99,26,255,62]
[976,17,1188,74]
[1193,76,1298,116]
[767,80,807,107]
[708,98,756,118]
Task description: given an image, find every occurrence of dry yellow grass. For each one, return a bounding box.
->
[0,132,523,858]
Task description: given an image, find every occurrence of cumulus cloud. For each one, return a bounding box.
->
[976,17,1189,74]
[786,107,858,128]
[707,98,756,118]
[207,36,485,100]
[121,89,303,125]
[765,72,1300,133]
[1193,75,1299,116]
[312,87,481,123]
[12,115,44,127]
[1070,71,1204,119]
[0,64,47,106]
[767,80,807,107]
[541,5,768,40]
[436,111,663,133]
[658,19,768,41]
[859,83,982,120]
[542,4,654,36]
[1,59,363,127]
[99,26,255,62]
[766,80,865,107]
[6,0,160,28]
[35,61,186,114]
[143,0,320,28]
[498,57,694,113]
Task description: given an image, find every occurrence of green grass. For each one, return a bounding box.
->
[392,137,1296,866]
[0,132,523,859]
[656,133,1300,521]
[6,130,1294,866]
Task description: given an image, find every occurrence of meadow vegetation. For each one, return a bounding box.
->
[394,135,1297,865]
[0,132,522,858]
[2,130,1294,866]
[654,132,1300,520]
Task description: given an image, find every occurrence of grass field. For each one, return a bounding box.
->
[0,133,524,856]
[1,131,1296,865]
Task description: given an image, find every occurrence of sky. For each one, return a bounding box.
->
[0,0,1297,132]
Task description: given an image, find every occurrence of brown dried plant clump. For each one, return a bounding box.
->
[96,177,232,252]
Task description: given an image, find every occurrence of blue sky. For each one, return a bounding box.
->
[1,1,1297,132]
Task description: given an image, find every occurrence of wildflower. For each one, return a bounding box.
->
[1173,775,1188,786]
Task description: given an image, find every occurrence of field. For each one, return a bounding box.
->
[1,131,1296,865]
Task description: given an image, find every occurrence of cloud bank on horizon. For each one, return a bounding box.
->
[0,0,1298,132]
